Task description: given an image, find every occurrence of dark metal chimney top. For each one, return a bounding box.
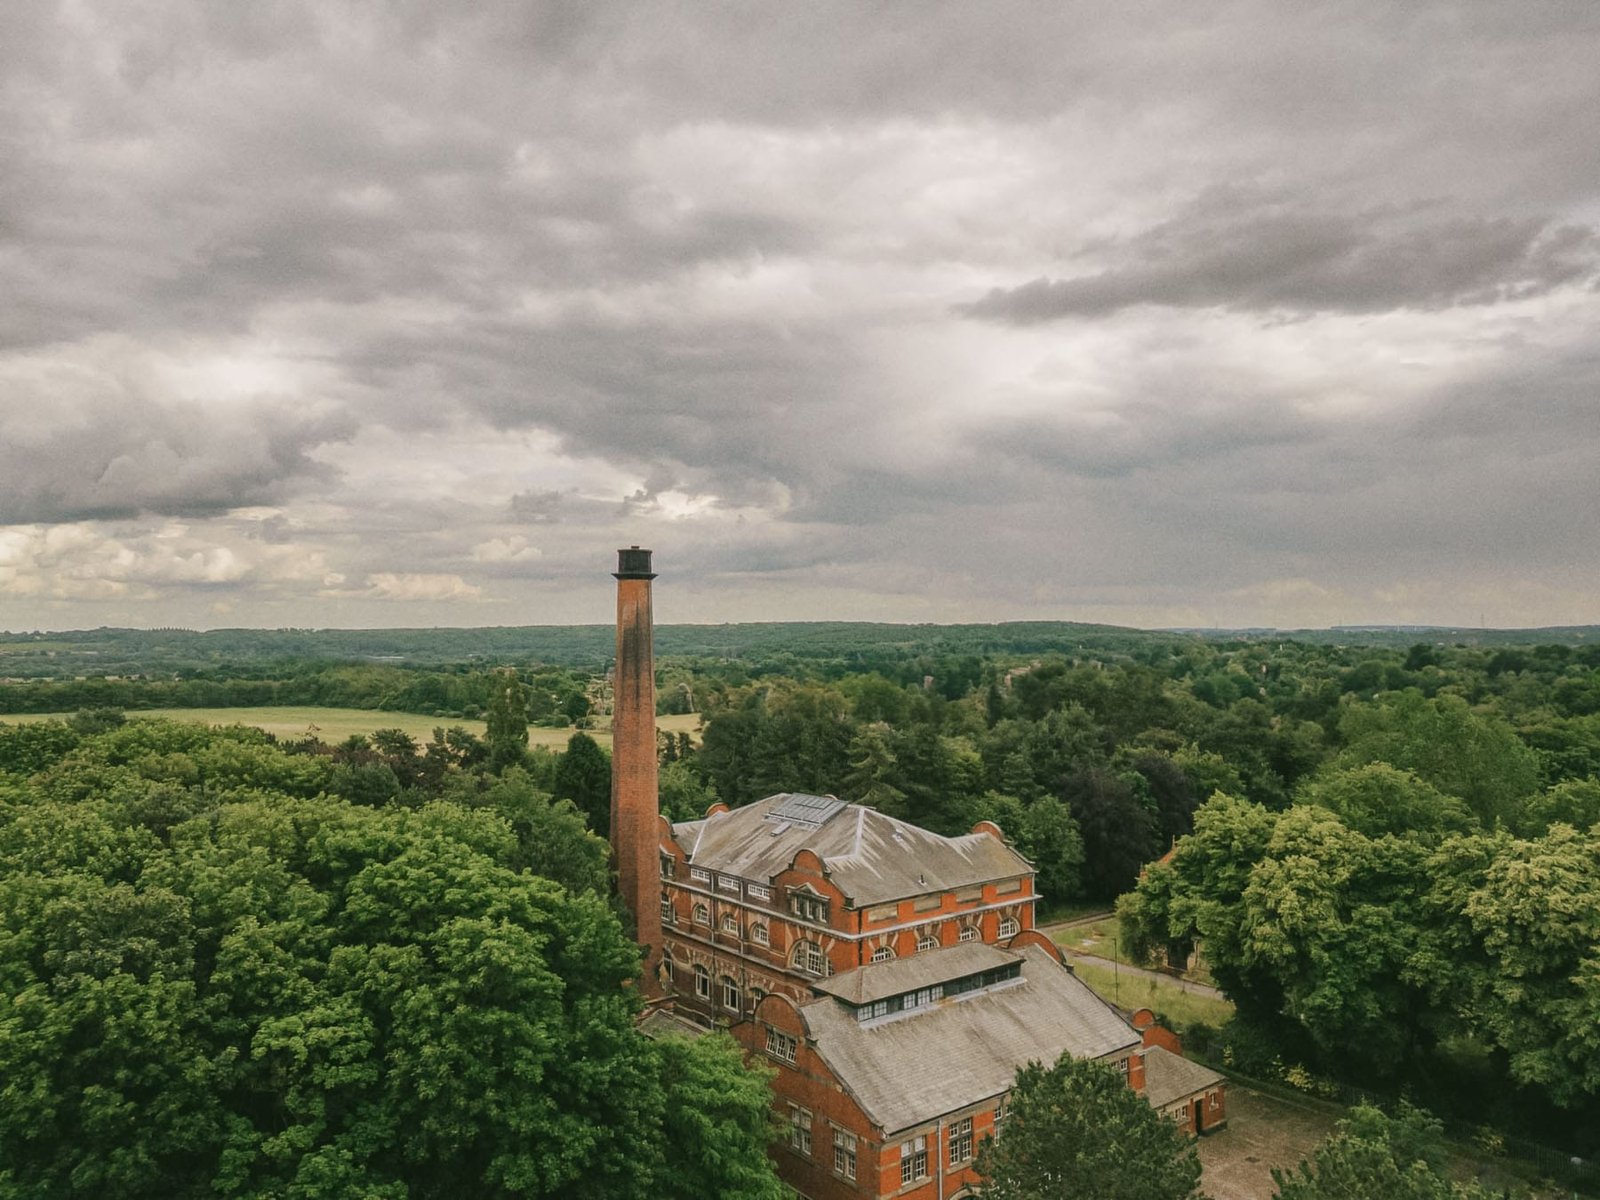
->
[614,546,656,580]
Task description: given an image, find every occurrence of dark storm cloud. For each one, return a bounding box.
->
[3,1,1600,627]
[0,403,351,525]
[962,201,1600,323]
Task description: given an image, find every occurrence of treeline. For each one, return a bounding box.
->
[0,716,785,1199]
[0,662,595,724]
[10,619,1599,682]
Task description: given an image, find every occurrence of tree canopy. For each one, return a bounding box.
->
[0,719,783,1200]
[975,1054,1203,1200]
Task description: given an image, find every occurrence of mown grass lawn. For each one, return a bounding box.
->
[3,707,702,749]
[1069,960,1235,1032]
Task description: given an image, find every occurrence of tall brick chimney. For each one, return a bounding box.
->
[611,546,662,994]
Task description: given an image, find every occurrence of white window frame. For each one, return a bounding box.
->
[693,965,710,999]
[717,875,742,895]
[998,917,1020,938]
[871,946,895,963]
[833,1128,857,1180]
[751,922,770,946]
[948,1116,973,1165]
[690,866,711,883]
[721,975,741,1011]
[766,1026,797,1063]
[791,939,826,977]
[788,1105,812,1156]
[916,932,938,952]
[900,1135,928,1184]
[693,902,710,925]
[959,925,978,943]
[721,913,739,934]
[747,883,772,901]
[660,892,674,923]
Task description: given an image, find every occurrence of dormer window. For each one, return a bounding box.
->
[660,853,676,879]
[788,888,829,924]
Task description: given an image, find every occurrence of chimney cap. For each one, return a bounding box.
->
[614,546,656,580]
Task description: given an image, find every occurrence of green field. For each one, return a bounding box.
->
[1070,960,1235,1032]
[2,707,702,748]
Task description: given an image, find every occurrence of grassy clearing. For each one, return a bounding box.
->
[1054,919,1129,961]
[1054,918,1217,986]
[3,707,703,749]
[1070,960,1235,1032]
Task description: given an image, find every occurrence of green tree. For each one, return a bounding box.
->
[1272,1103,1493,1199]
[554,732,612,838]
[653,1033,787,1200]
[1295,764,1474,841]
[485,671,530,773]
[1018,796,1084,905]
[975,1053,1203,1200]
[1337,691,1540,827]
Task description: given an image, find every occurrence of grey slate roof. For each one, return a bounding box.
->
[812,942,1020,1006]
[801,944,1140,1136]
[1142,1045,1226,1109]
[671,792,1033,905]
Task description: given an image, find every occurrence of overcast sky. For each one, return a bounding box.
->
[4,2,1599,632]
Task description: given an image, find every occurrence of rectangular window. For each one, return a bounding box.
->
[833,1129,857,1180]
[747,883,772,901]
[660,854,676,879]
[765,1027,797,1064]
[900,1135,928,1184]
[788,1105,812,1156]
[949,1117,973,1165]
[911,985,941,1008]
[718,875,741,895]
[994,1098,1006,1126]
[690,866,711,883]
[660,895,674,923]
[788,891,828,924]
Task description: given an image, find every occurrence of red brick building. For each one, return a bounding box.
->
[652,793,1225,1200]
[612,552,1224,1200]
[657,792,1038,1021]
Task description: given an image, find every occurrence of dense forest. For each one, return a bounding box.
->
[4,623,1600,1192]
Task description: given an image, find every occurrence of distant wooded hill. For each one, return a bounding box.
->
[1,621,1596,680]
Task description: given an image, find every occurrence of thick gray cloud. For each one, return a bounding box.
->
[2,1,1599,629]
[962,201,1599,322]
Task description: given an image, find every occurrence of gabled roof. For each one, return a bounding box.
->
[670,792,1032,905]
[812,942,1019,1006]
[1142,1045,1226,1109]
[800,945,1140,1136]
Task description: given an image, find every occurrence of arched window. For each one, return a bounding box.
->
[721,913,739,934]
[722,975,741,1011]
[916,933,939,952]
[751,922,770,946]
[791,940,826,976]
[693,902,709,925]
[998,917,1020,939]
[693,964,710,999]
[871,946,896,963]
[958,925,978,943]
